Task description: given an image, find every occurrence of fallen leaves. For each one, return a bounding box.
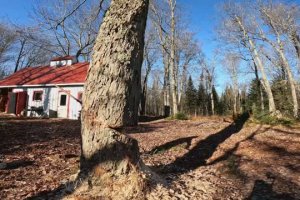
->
[0,115,299,199]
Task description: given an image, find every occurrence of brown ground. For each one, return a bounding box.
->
[0,114,299,200]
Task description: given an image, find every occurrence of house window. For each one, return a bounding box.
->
[33,91,43,101]
[60,94,67,106]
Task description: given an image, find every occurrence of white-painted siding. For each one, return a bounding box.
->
[12,85,83,119]
[50,58,77,67]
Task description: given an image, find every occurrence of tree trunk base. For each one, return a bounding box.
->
[64,169,146,200]
[57,128,163,200]
[270,110,283,119]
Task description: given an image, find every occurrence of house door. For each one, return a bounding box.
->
[6,92,16,114]
[16,91,28,115]
[57,92,69,118]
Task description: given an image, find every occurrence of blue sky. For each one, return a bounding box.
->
[0,0,35,24]
[0,0,220,58]
[0,0,233,92]
[2,0,300,92]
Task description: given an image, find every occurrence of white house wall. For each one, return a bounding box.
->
[12,86,83,119]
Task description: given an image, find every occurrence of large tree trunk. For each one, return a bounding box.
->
[78,0,149,199]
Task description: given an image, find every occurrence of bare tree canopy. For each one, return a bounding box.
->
[32,0,109,61]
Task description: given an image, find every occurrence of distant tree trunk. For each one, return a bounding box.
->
[178,62,188,107]
[79,0,149,199]
[259,83,265,111]
[140,56,151,116]
[168,0,178,115]
[140,86,147,116]
[279,52,298,118]
[163,56,171,117]
[232,89,237,117]
[253,61,265,111]
[210,86,215,115]
[249,39,276,114]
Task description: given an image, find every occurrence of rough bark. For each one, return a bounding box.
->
[78,0,149,199]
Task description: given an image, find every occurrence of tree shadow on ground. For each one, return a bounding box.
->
[155,112,250,173]
[146,136,197,155]
[0,160,35,170]
[138,115,165,122]
[207,125,265,166]
[125,120,172,134]
[0,119,80,155]
[247,179,297,200]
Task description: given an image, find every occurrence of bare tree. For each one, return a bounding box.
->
[224,52,240,117]
[11,27,55,72]
[0,23,16,65]
[150,0,171,116]
[260,2,300,70]
[168,0,179,115]
[219,1,277,115]
[177,32,199,108]
[199,55,216,115]
[257,2,299,117]
[140,25,158,115]
[33,0,108,60]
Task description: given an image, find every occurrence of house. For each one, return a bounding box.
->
[0,56,88,119]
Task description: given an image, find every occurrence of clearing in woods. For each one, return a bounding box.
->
[0,114,299,199]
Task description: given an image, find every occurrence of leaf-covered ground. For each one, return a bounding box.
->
[0,114,299,199]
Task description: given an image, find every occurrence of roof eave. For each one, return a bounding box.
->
[0,82,85,88]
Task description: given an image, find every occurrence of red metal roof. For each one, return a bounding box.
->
[51,55,76,61]
[0,62,89,87]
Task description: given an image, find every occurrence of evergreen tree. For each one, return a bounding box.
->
[197,81,207,115]
[212,86,221,115]
[219,86,234,115]
[185,76,197,114]
[247,79,268,114]
[272,73,293,116]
